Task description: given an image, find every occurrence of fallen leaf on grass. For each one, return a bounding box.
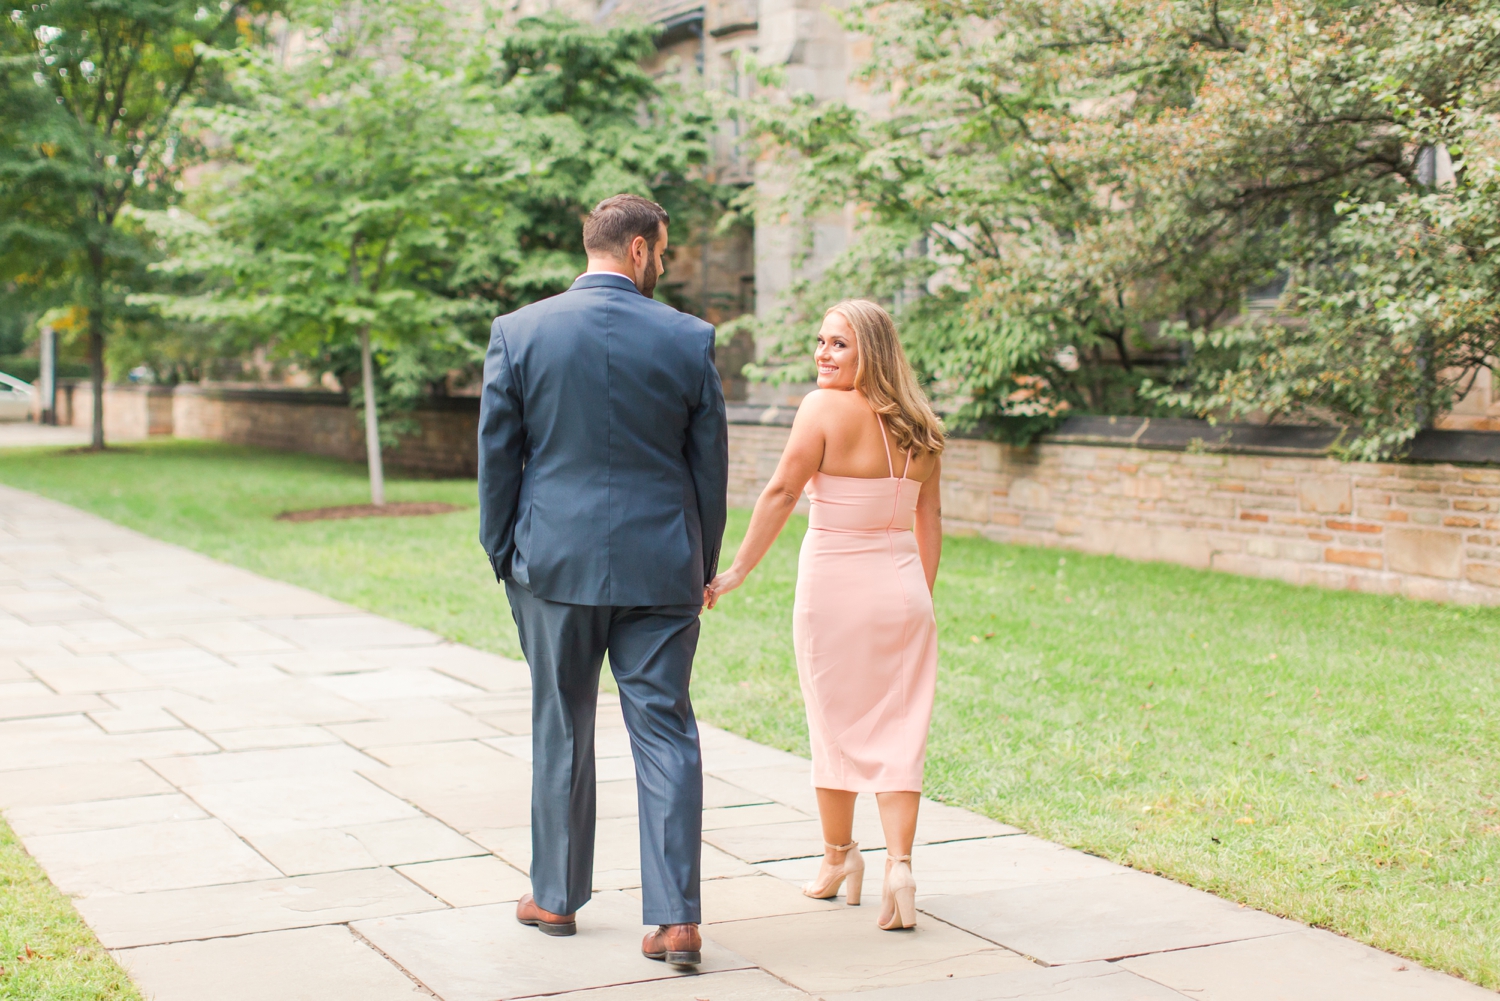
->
[1235,816,1254,825]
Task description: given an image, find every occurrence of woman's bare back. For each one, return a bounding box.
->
[802,389,939,482]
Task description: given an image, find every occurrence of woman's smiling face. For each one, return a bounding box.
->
[814,311,859,391]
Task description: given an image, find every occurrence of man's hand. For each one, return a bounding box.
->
[703,566,747,610]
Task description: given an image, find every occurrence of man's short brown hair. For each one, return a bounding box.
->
[583,194,670,258]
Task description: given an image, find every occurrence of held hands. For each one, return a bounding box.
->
[703,566,747,610]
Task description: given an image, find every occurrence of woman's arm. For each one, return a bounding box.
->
[914,458,943,593]
[704,394,830,608]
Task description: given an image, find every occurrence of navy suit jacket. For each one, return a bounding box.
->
[478,273,729,607]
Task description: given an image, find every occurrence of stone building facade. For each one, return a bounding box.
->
[515,0,868,375]
[1438,366,1500,432]
[505,0,1500,424]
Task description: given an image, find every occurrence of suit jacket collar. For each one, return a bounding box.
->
[570,272,643,295]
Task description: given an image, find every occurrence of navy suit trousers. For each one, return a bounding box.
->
[506,581,703,925]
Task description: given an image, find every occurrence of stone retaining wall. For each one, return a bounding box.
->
[56,383,173,441]
[728,424,1500,606]
[60,382,1499,604]
[67,383,480,477]
[170,385,483,478]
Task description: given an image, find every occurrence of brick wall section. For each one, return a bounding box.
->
[172,390,363,459]
[65,383,174,441]
[69,384,481,477]
[727,425,1500,606]
[728,424,797,508]
[173,388,482,477]
[63,384,1499,605]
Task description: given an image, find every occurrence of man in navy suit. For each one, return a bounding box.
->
[478,194,728,968]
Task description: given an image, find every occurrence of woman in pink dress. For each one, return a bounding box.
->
[705,299,944,930]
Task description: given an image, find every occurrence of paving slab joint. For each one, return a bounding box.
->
[347,922,442,998]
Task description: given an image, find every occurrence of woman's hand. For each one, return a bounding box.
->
[704,566,748,610]
[702,395,824,613]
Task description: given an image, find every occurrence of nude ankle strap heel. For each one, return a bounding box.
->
[802,841,865,905]
[843,844,865,906]
[879,853,916,930]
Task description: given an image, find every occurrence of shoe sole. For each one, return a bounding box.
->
[519,918,577,937]
[644,950,702,969]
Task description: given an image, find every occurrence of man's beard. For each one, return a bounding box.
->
[634,255,659,297]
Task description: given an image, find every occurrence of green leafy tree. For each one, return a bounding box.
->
[744,0,1500,453]
[1,0,281,448]
[137,2,497,503]
[460,10,718,312]
[1157,6,1500,457]
[138,4,715,502]
[1174,180,1500,460]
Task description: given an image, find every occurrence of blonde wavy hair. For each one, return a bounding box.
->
[825,299,946,455]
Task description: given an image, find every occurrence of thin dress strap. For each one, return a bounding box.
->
[874,412,896,479]
[900,446,912,481]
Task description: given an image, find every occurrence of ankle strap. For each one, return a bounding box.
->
[825,841,858,852]
[887,853,911,862]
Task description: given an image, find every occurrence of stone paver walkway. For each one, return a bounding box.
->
[0,481,1488,1001]
[0,421,92,448]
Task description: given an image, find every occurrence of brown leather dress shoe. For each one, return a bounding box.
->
[515,893,576,937]
[642,923,701,969]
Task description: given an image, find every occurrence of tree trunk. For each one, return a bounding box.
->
[359,327,386,506]
[87,297,106,451]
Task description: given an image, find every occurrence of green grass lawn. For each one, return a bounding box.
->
[2,440,1498,990]
[0,814,142,1001]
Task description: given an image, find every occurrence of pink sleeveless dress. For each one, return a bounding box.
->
[792,417,938,792]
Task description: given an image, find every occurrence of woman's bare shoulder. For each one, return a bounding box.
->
[791,389,830,424]
[909,449,941,482]
[794,392,874,455]
[799,388,844,409]
[797,389,867,417]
